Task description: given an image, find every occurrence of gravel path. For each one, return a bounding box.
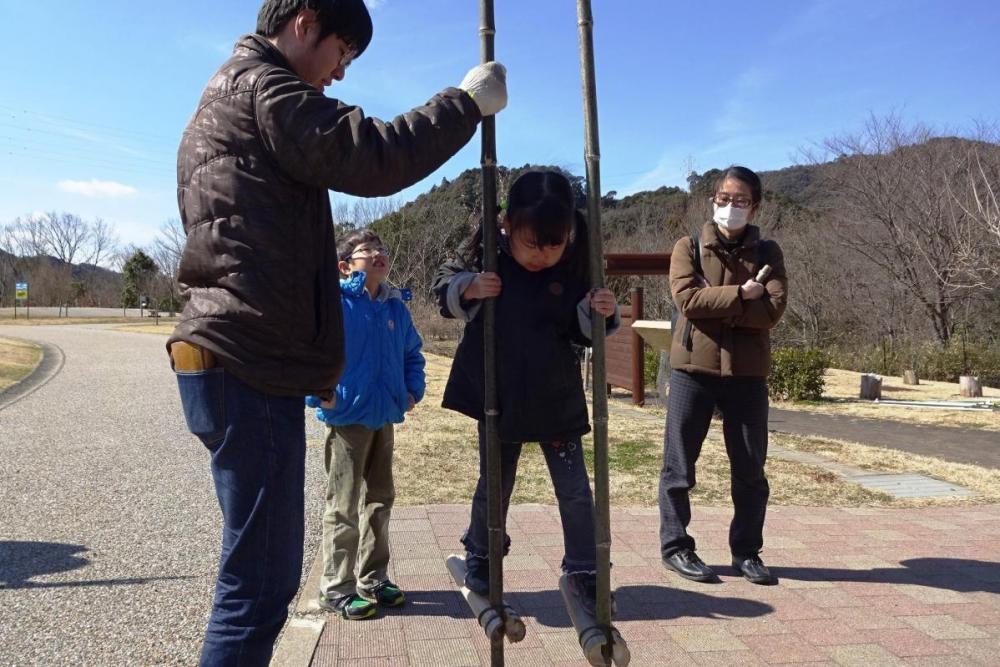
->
[0,324,327,666]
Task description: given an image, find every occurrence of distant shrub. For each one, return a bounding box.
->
[826,339,1000,387]
[769,347,828,401]
[644,345,660,386]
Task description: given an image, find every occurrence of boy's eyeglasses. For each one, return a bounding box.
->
[348,245,390,259]
[336,36,357,70]
[713,193,754,209]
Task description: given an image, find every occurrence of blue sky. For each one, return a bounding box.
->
[0,0,997,250]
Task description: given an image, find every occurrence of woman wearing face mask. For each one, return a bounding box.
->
[658,165,788,586]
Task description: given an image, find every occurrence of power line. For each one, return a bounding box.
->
[0,104,179,145]
[1,143,174,178]
[0,130,174,168]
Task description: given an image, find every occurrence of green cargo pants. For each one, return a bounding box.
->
[319,423,395,600]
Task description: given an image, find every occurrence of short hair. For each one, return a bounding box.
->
[256,0,373,57]
[338,228,383,261]
[713,165,762,207]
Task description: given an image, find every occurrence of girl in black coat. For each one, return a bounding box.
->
[432,170,619,612]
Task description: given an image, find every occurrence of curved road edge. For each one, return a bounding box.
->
[0,337,66,412]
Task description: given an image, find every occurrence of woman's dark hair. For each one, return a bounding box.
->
[337,228,382,262]
[256,0,373,57]
[461,170,589,280]
[713,165,762,207]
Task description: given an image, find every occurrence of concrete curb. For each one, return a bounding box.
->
[270,545,326,667]
[0,338,65,412]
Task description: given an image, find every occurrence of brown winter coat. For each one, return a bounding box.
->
[170,35,480,397]
[670,222,788,378]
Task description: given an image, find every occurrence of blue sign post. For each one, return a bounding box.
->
[14,282,29,320]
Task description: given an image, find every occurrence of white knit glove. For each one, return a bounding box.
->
[459,62,508,117]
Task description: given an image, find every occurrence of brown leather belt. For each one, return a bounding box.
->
[170,341,217,372]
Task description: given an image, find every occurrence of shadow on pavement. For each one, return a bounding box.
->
[384,584,773,628]
[0,540,193,590]
[770,557,1000,594]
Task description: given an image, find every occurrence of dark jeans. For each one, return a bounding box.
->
[176,368,305,667]
[659,369,770,560]
[463,422,597,573]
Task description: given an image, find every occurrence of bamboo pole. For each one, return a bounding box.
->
[576,0,616,662]
[478,1,503,665]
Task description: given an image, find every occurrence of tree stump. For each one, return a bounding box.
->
[960,375,983,398]
[903,370,919,385]
[860,374,882,400]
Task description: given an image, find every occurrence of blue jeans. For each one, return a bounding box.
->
[462,422,597,573]
[176,368,305,667]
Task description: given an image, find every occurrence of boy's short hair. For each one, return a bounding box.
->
[338,228,384,262]
[256,0,374,57]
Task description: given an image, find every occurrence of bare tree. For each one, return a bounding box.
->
[332,197,399,230]
[12,214,47,257]
[89,218,120,268]
[34,211,90,265]
[769,212,843,347]
[151,219,185,278]
[814,114,979,344]
[0,223,23,307]
[375,200,464,302]
[151,218,186,313]
[947,141,1000,287]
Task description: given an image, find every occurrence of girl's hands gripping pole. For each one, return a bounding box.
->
[589,287,616,317]
[463,272,502,300]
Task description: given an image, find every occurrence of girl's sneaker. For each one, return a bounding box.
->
[366,580,406,607]
[319,593,377,620]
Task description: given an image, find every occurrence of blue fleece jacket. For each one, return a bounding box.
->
[305,272,425,429]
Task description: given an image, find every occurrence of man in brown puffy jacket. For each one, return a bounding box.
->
[659,166,788,587]
[168,1,507,664]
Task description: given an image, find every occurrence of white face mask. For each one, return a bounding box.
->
[713,203,749,231]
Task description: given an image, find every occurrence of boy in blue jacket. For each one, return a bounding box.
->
[306,229,425,620]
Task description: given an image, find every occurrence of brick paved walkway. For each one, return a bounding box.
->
[306,504,1000,666]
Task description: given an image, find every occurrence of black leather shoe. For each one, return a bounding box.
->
[732,555,775,585]
[662,549,717,582]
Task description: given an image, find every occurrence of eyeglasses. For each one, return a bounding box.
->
[348,245,390,259]
[339,50,356,71]
[713,193,754,209]
[338,38,357,70]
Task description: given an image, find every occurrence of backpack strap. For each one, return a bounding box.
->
[680,234,703,350]
[691,234,702,278]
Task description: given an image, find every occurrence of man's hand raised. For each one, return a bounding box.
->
[459,62,508,117]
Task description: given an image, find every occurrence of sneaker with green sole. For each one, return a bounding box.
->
[318,593,377,620]
[364,580,406,607]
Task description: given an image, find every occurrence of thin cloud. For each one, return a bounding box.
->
[713,67,775,135]
[365,0,386,8]
[58,179,138,198]
[621,149,695,196]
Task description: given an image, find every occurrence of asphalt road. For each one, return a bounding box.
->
[0,324,326,666]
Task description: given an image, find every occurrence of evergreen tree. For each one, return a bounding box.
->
[120,250,158,308]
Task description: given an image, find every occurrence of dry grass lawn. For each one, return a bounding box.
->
[110,323,993,508]
[116,323,177,335]
[304,353,995,509]
[0,316,182,327]
[0,316,132,326]
[776,368,1000,431]
[0,337,42,391]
